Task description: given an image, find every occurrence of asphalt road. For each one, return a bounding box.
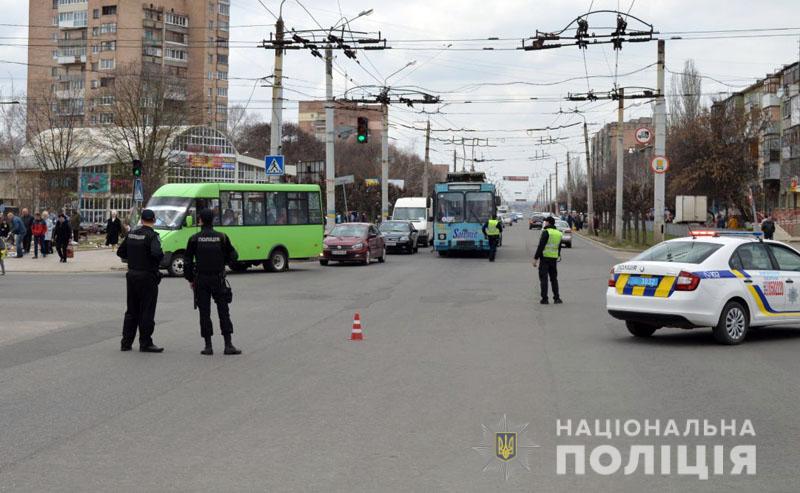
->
[1,225,798,492]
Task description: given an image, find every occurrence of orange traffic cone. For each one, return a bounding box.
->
[351,312,363,341]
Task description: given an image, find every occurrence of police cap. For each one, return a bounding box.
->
[141,209,156,221]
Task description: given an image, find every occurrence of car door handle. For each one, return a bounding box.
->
[743,279,753,284]
[787,279,795,284]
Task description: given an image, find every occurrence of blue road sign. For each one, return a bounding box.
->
[265,155,285,176]
[133,178,144,202]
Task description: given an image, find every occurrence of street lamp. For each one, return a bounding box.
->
[385,60,417,85]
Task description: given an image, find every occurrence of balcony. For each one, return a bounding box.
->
[56,54,87,64]
[762,93,782,108]
[762,162,781,181]
[55,89,84,99]
[59,18,88,29]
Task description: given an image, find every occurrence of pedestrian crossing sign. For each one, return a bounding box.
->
[265,155,285,176]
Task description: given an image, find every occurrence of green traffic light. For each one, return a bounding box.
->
[357,135,366,143]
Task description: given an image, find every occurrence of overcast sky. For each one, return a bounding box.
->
[2,0,799,200]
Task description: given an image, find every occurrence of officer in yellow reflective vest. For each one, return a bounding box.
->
[533,216,563,304]
[482,213,504,262]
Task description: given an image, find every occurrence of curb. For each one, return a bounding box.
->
[575,232,644,254]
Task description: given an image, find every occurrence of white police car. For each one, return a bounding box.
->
[607,231,800,345]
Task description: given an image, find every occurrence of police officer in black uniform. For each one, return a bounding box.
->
[117,209,165,352]
[184,208,241,355]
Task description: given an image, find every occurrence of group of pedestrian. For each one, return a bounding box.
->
[335,210,369,224]
[2,209,74,263]
[562,211,586,231]
[117,208,241,355]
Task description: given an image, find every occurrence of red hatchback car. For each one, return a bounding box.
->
[319,223,386,266]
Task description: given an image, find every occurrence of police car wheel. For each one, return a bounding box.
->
[625,321,658,338]
[167,253,185,277]
[378,247,386,263]
[713,301,749,345]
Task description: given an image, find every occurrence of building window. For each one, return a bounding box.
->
[92,26,99,36]
[101,5,117,15]
[101,41,115,52]
[208,88,212,98]
[216,71,227,80]
[208,54,213,64]
[99,58,115,70]
[218,20,228,32]
[100,77,114,87]
[216,38,228,48]
[143,46,162,57]
[217,54,228,65]
[90,79,99,88]
[93,9,99,19]
[217,87,227,97]
[165,13,188,27]
[91,62,98,71]
[208,71,212,80]
[99,113,114,124]
[166,48,187,61]
[98,95,114,106]
[51,67,59,76]
[216,103,226,114]
[100,23,117,34]
[219,3,230,15]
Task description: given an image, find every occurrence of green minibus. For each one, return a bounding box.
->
[145,183,324,276]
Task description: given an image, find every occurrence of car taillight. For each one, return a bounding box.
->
[675,271,700,291]
[608,268,616,287]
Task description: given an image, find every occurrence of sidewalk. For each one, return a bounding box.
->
[3,247,125,273]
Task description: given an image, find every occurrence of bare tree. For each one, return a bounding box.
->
[0,89,26,203]
[669,59,703,127]
[23,84,90,209]
[227,103,261,146]
[95,63,193,201]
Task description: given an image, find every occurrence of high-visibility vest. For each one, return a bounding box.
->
[486,219,501,236]
[543,228,563,258]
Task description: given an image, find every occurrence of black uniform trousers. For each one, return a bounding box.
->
[56,241,68,261]
[487,235,500,261]
[196,273,233,338]
[538,258,560,300]
[122,270,159,347]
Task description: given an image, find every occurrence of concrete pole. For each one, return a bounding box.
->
[653,40,666,242]
[422,118,430,197]
[381,102,389,221]
[453,148,456,172]
[584,121,594,234]
[615,88,625,241]
[554,161,558,215]
[324,49,336,224]
[566,151,572,213]
[269,16,284,172]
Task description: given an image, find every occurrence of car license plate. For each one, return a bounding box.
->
[385,240,396,246]
[332,250,347,256]
[627,276,659,288]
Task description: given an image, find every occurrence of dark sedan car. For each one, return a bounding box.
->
[320,223,386,266]
[529,214,546,230]
[379,220,419,254]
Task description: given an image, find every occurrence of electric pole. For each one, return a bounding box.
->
[653,40,666,242]
[583,119,594,234]
[325,48,336,224]
[422,118,430,197]
[269,13,284,170]
[566,151,572,213]
[381,101,389,221]
[554,161,559,215]
[615,88,625,241]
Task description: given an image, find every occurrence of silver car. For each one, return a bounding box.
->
[555,220,573,248]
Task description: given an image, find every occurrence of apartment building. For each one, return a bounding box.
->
[590,116,654,177]
[27,0,230,131]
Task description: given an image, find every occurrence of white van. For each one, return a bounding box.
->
[391,197,432,246]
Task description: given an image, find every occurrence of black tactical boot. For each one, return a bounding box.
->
[201,336,213,355]
[223,334,241,355]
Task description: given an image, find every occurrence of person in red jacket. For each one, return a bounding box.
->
[31,212,47,259]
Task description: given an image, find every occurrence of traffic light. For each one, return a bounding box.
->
[132,159,142,177]
[356,117,368,143]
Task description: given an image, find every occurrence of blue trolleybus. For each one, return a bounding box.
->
[432,172,500,256]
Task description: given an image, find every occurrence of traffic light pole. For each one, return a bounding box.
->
[325,48,336,225]
[422,118,430,197]
[584,120,595,234]
[270,15,284,181]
